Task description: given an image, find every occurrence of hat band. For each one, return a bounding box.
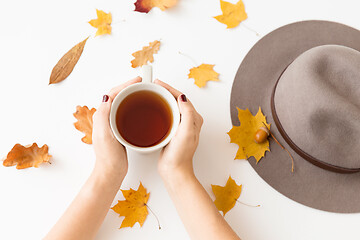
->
[270,67,360,174]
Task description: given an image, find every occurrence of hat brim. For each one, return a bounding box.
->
[230,20,360,213]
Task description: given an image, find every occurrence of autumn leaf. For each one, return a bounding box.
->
[228,107,270,162]
[188,64,219,88]
[214,0,247,29]
[134,0,177,13]
[212,176,241,216]
[2,143,52,169]
[49,37,89,85]
[131,40,161,68]
[73,106,96,144]
[111,182,150,228]
[88,9,112,36]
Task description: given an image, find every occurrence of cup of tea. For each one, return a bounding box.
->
[109,66,180,153]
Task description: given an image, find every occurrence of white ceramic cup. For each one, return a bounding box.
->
[110,66,180,153]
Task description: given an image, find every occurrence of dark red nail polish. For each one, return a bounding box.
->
[102,95,109,102]
[180,94,187,102]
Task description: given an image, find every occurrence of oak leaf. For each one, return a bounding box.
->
[111,182,150,228]
[228,107,270,162]
[49,37,89,85]
[188,64,219,88]
[214,0,247,29]
[73,106,96,144]
[134,0,177,13]
[2,143,52,169]
[212,176,241,216]
[131,40,161,68]
[88,9,112,36]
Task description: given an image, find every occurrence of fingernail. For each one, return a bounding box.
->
[102,95,109,102]
[180,94,187,102]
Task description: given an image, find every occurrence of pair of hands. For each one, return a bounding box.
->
[92,77,203,186]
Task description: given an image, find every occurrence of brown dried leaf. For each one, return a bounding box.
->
[73,106,96,144]
[2,143,52,169]
[49,37,89,85]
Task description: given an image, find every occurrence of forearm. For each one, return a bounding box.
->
[44,168,124,240]
[162,170,240,240]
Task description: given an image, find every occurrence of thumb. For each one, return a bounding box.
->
[93,95,113,135]
[177,94,197,128]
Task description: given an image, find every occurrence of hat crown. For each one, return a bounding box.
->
[274,45,360,169]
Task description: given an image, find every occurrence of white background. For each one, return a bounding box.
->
[0,0,359,239]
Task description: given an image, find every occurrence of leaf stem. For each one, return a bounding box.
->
[241,23,261,37]
[262,122,295,172]
[270,132,295,173]
[112,19,126,25]
[178,51,198,67]
[145,203,161,230]
[235,199,260,208]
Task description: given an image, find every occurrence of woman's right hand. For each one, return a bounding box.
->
[154,80,203,181]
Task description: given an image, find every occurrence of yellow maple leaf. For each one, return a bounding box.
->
[88,9,112,36]
[188,64,219,88]
[131,40,161,68]
[2,143,52,169]
[134,0,178,13]
[212,176,242,216]
[73,106,96,144]
[214,0,248,29]
[228,107,270,162]
[111,182,150,228]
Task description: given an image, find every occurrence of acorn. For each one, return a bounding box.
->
[254,126,270,144]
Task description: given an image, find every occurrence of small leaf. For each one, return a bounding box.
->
[134,0,177,13]
[111,182,150,228]
[188,64,219,88]
[212,176,242,216]
[73,106,96,144]
[2,143,52,169]
[88,9,112,36]
[227,107,270,162]
[131,40,161,68]
[214,0,247,29]
[49,37,89,85]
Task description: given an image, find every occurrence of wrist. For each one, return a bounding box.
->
[92,164,126,190]
[160,166,196,187]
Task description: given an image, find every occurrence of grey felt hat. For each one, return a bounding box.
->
[230,20,360,213]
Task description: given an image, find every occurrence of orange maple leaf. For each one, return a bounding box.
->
[88,9,112,36]
[131,40,161,68]
[214,0,247,29]
[73,106,96,144]
[111,182,150,228]
[2,143,52,169]
[212,176,242,216]
[134,0,177,13]
[228,107,270,162]
[188,64,219,88]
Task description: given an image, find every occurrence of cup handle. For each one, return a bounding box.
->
[142,65,153,83]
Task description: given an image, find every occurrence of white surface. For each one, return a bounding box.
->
[0,0,359,239]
